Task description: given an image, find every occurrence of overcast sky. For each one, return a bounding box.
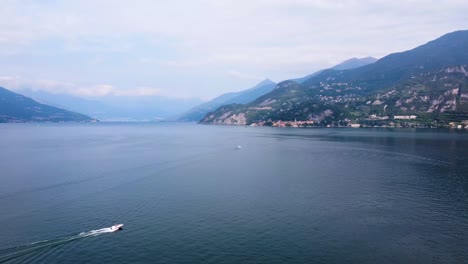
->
[0,0,467,100]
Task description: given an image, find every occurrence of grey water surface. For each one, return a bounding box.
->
[0,123,467,263]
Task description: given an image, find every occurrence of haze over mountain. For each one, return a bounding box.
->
[0,87,95,123]
[330,57,378,70]
[178,79,276,122]
[292,57,378,83]
[18,90,203,121]
[201,30,468,127]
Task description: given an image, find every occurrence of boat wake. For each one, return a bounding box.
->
[0,225,119,263]
[78,226,117,237]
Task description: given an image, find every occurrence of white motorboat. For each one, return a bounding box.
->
[110,224,124,232]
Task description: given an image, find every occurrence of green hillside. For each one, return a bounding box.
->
[200,30,468,128]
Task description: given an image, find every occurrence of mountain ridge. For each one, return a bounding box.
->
[291,57,378,83]
[303,30,468,91]
[200,30,468,127]
[177,79,276,122]
[180,57,378,122]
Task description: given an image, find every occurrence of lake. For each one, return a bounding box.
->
[0,123,467,263]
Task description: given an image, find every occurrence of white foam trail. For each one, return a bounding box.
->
[78,227,115,237]
[0,226,117,263]
[28,240,50,246]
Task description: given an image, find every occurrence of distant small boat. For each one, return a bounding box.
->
[236,145,242,149]
[110,224,124,232]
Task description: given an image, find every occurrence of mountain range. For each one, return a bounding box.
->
[2,30,466,125]
[17,90,203,122]
[0,87,95,123]
[177,79,277,122]
[2,55,376,123]
[200,30,468,127]
[180,57,377,122]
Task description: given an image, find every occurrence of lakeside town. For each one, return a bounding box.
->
[247,115,468,129]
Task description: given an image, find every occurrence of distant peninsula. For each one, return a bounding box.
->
[0,87,97,123]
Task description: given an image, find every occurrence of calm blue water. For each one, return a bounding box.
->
[0,123,467,263]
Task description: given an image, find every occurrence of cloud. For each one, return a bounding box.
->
[0,75,165,97]
[226,70,264,81]
[113,86,162,96]
[0,76,76,94]
[0,0,467,98]
[1,1,466,54]
[74,84,116,97]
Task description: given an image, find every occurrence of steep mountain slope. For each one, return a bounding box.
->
[200,30,468,127]
[331,57,378,70]
[292,57,377,83]
[181,57,377,122]
[304,30,468,92]
[178,79,276,121]
[0,87,96,122]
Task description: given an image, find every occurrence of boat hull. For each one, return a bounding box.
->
[110,224,124,232]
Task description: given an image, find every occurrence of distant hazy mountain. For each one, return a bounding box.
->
[94,96,204,121]
[0,87,95,123]
[178,79,276,121]
[201,30,468,126]
[331,57,378,70]
[292,57,377,83]
[20,90,203,122]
